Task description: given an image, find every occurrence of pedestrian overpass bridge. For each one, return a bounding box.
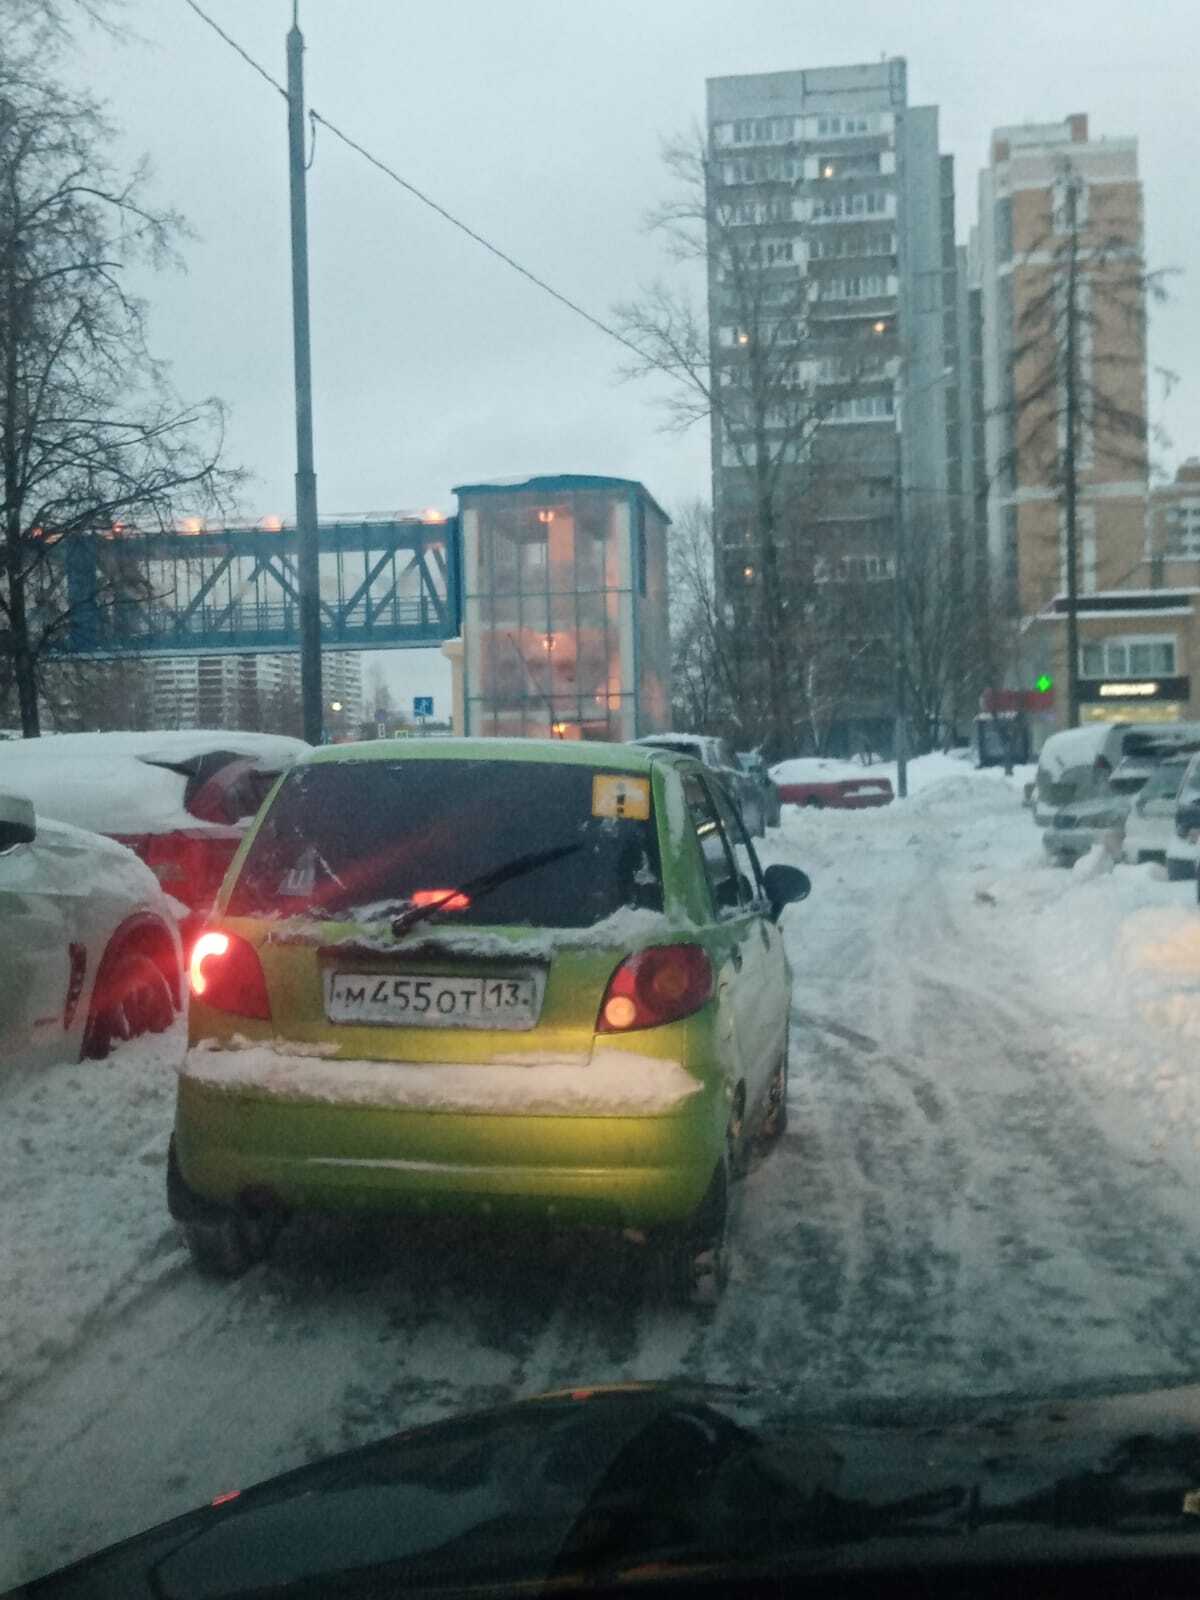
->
[47,514,461,658]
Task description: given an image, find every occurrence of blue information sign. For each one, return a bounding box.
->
[413,695,434,718]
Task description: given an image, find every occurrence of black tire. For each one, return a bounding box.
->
[168,1137,275,1279]
[759,1039,789,1145]
[83,948,175,1060]
[656,1149,731,1307]
[1167,856,1195,882]
[182,1216,257,1279]
[803,796,825,810]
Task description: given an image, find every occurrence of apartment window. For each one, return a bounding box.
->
[816,113,873,138]
[827,393,895,422]
[1081,637,1175,678]
[822,273,888,300]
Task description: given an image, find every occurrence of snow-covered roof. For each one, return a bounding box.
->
[1036,724,1127,775]
[8,730,310,767]
[0,730,309,836]
[771,757,885,784]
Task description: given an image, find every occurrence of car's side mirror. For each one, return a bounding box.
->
[762,863,811,920]
[0,792,36,852]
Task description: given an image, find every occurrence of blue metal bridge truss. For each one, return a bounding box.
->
[48,517,462,657]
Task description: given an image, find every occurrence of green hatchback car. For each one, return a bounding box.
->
[169,738,810,1299]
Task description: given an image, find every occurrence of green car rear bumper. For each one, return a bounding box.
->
[172,1071,724,1230]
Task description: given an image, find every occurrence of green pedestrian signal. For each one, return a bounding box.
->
[1035,674,1053,694]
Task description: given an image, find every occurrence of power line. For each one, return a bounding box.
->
[179,0,287,99]
[178,0,647,363]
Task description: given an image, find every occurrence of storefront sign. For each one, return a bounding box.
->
[1098,681,1158,697]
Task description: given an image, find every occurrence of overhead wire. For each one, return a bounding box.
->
[178,0,649,364]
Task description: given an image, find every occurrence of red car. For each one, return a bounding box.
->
[769,759,894,810]
[0,731,310,942]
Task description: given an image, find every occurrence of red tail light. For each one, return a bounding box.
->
[189,930,271,1020]
[596,944,714,1033]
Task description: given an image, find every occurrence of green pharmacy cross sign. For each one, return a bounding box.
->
[1035,674,1054,694]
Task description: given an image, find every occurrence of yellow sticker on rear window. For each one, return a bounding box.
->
[592,774,651,821]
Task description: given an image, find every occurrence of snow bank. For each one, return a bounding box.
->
[181,1042,703,1116]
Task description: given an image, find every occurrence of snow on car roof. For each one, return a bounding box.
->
[0,730,309,835]
[4,730,311,767]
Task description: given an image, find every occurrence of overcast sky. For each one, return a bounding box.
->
[72,0,1200,708]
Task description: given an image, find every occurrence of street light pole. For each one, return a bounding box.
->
[892,399,909,800]
[286,6,322,745]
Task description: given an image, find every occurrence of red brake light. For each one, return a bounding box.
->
[596,944,714,1033]
[189,930,271,1019]
[408,889,471,911]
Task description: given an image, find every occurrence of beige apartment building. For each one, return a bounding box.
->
[974,113,1188,731]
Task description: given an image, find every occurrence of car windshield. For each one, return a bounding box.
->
[7,2,1200,1594]
[227,759,663,927]
[1139,760,1188,801]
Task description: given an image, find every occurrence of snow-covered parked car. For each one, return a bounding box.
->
[1124,753,1192,866]
[1039,723,1200,866]
[633,733,766,836]
[1166,751,1200,882]
[0,790,183,1072]
[0,731,310,939]
[769,757,894,810]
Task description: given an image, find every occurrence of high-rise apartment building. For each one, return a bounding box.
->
[976,115,1147,620]
[705,59,961,750]
[149,649,362,732]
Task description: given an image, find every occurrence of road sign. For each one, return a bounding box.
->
[413,695,434,718]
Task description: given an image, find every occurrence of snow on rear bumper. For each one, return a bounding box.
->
[173,1044,718,1226]
[179,1041,704,1117]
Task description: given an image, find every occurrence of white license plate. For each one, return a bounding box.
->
[326,971,543,1030]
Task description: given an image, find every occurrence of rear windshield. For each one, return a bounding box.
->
[646,739,703,761]
[1139,761,1188,801]
[227,759,663,928]
[1038,764,1103,806]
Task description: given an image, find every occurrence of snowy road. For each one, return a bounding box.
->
[5,761,1200,1585]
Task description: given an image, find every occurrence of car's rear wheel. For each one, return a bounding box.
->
[803,796,825,810]
[83,948,175,1060]
[656,1146,731,1308]
[1168,856,1195,882]
[168,1136,277,1279]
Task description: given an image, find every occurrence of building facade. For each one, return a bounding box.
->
[976,114,1148,732]
[704,59,961,751]
[148,648,361,732]
[457,475,669,741]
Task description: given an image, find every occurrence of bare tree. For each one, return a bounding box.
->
[1002,158,1170,728]
[615,133,886,754]
[0,54,240,736]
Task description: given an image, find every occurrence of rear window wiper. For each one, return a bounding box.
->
[390,842,584,939]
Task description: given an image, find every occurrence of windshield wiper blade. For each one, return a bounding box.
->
[390,842,583,939]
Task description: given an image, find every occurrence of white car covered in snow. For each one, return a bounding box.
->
[0,791,183,1073]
